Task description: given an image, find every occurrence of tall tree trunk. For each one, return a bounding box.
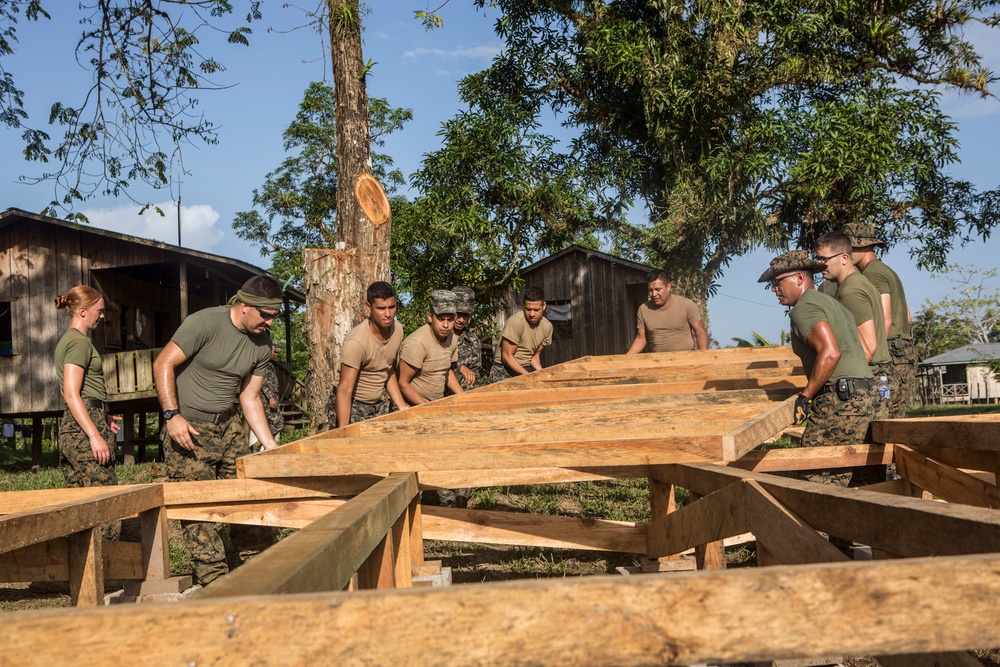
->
[303,248,363,432]
[302,0,391,432]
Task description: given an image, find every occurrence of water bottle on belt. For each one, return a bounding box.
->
[877,375,890,400]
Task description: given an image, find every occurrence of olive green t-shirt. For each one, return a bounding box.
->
[54,328,107,401]
[828,272,890,367]
[493,311,553,367]
[789,290,872,381]
[340,319,403,403]
[636,295,703,352]
[860,259,912,340]
[171,306,272,414]
[397,324,458,403]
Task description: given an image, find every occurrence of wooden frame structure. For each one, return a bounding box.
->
[3,346,1000,666]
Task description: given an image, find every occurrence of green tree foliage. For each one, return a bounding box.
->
[393,67,610,326]
[912,264,1000,359]
[0,1,262,214]
[464,0,1000,299]
[232,81,411,283]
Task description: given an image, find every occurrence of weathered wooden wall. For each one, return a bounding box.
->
[515,247,650,366]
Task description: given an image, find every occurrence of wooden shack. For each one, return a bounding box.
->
[919,343,1000,405]
[505,245,653,366]
[0,208,303,461]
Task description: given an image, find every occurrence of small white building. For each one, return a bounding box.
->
[919,343,1000,405]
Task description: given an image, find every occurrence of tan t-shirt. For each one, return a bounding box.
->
[397,324,458,403]
[494,311,553,367]
[636,296,702,352]
[340,320,403,403]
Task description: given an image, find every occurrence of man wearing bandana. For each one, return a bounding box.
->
[153,274,284,586]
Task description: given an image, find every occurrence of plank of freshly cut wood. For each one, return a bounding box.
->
[7,554,1000,665]
[197,473,418,599]
[355,395,774,434]
[743,481,846,566]
[510,364,805,387]
[722,396,796,461]
[391,508,411,588]
[424,507,647,553]
[894,444,1000,509]
[571,345,799,366]
[660,462,1000,558]
[295,425,743,454]
[910,445,1000,476]
[730,444,893,472]
[0,485,163,553]
[238,442,715,479]
[0,539,143,582]
[646,482,747,559]
[871,417,1000,450]
[356,533,394,590]
[67,528,103,606]
[356,390,780,429]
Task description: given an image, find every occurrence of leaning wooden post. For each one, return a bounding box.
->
[67,528,104,606]
[357,533,395,590]
[123,504,192,598]
[409,495,424,568]
[690,492,727,570]
[392,505,412,588]
[648,476,678,563]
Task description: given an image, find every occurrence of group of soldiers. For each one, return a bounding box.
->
[325,282,554,428]
[759,223,917,469]
[56,221,915,588]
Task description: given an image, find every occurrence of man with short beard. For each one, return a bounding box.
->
[153,274,284,586]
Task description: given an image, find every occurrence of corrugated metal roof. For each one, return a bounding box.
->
[920,343,1000,366]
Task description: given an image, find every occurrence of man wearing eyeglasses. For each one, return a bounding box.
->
[814,232,892,420]
[759,250,877,449]
[153,274,284,586]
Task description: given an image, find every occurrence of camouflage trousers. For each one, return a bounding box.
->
[263,403,284,437]
[349,397,391,425]
[889,339,919,418]
[802,383,877,448]
[59,407,120,541]
[163,416,272,586]
[487,362,534,385]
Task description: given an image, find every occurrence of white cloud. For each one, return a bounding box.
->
[81,202,225,253]
[402,43,500,62]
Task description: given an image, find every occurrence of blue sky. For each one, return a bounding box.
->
[0,3,997,347]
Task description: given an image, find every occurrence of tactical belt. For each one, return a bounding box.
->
[180,407,232,424]
[817,377,874,396]
[889,336,914,352]
[84,398,109,412]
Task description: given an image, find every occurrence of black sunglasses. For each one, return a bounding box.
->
[254,306,281,320]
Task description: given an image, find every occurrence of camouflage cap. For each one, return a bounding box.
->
[841,222,887,248]
[451,286,476,314]
[429,289,458,315]
[757,250,828,283]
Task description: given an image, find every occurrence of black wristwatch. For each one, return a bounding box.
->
[163,409,180,421]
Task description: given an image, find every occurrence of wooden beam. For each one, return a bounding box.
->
[196,473,418,599]
[167,499,647,553]
[742,481,846,566]
[871,417,1000,450]
[646,482,747,559]
[894,444,1000,509]
[660,462,1000,558]
[722,396,796,461]
[6,554,1000,665]
[237,444,712,479]
[356,533,395,590]
[731,445,893,473]
[0,540,143,583]
[0,485,163,554]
